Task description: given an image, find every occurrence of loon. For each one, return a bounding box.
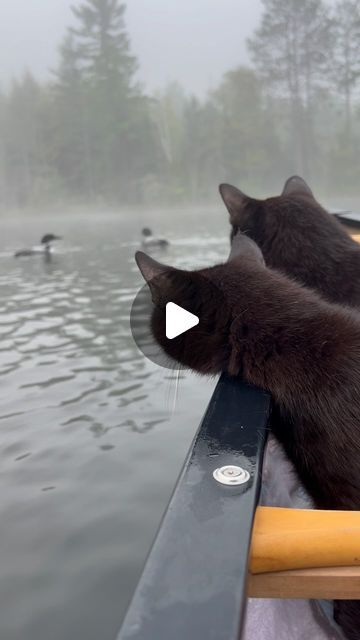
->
[14,234,62,258]
[141,227,169,249]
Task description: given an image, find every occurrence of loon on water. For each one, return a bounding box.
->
[14,234,62,258]
[141,227,169,249]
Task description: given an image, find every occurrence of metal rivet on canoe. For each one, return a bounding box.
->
[212,465,250,486]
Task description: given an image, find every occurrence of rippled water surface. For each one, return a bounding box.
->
[0,209,227,640]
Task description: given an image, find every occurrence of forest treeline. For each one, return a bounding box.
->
[1,0,360,209]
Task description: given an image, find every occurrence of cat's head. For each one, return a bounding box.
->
[135,232,264,375]
[219,176,355,298]
[219,176,316,242]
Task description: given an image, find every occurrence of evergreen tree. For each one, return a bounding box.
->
[71,0,137,88]
[53,0,155,202]
[51,33,95,199]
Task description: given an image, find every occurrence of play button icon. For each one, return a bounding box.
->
[130,283,202,370]
[130,252,226,370]
[166,302,199,339]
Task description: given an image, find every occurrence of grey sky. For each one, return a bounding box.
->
[0,0,262,95]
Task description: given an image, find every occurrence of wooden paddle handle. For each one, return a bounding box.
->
[250,506,360,574]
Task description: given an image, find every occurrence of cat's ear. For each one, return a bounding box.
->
[228,232,264,266]
[219,183,250,223]
[136,251,168,282]
[282,175,313,198]
[135,251,172,305]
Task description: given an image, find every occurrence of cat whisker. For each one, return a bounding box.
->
[164,363,182,417]
[171,365,181,417]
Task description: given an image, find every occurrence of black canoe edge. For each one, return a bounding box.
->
[332,210,360,229]
[116,373,271,640]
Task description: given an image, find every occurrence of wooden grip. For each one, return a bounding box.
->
[250,506,360,574]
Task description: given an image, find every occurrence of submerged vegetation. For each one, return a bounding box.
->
[1,0,360,209]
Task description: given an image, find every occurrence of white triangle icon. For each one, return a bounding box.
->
[166,302,199,339]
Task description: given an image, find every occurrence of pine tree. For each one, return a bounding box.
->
[52,0,155,202]
[71,0,137,89]
[52,33,95,199]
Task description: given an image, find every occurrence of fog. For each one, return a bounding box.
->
[0,0,262,94]
[0,0,357,210]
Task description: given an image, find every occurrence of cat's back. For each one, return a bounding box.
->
[262,195,360,307]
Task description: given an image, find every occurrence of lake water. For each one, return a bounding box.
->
[0,208,228,640]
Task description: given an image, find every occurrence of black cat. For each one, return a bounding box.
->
[220,176,360,307]
[220,178,360,637]
[136,232,360,640]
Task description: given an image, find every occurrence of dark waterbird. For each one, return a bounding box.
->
[141,227,169,249]
[14,234,62,258]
